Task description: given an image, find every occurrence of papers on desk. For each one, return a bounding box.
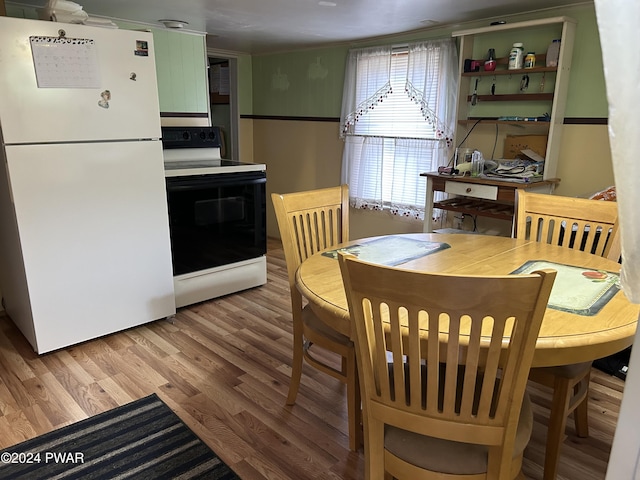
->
[512,260,620,316]
[322,236,450,266]
[483,149,545,183]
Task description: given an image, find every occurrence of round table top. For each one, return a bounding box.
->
[295,233,639,367]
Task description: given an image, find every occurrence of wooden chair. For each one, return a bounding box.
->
[514,189,621,480]
[339,253,556,479]
[271,185,360,450]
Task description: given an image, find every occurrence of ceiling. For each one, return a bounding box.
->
[19,0,590,54]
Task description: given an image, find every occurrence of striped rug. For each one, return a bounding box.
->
[0,394,240,479]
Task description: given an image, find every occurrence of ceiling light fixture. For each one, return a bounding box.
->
[159,19,189,29]
[318,1,337,6]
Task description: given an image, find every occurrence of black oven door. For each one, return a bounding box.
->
[166,171,266,276]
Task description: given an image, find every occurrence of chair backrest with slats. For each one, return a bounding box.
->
[271,185,349,290]
[339,254,555,474]
[515,190,621,261]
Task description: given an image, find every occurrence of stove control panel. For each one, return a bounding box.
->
[161,126,222,149]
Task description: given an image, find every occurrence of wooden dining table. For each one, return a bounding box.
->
[295,233,639,368]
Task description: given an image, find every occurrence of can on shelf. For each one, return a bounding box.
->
[524,52,536,69]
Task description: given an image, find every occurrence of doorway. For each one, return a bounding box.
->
[207,54,239,160]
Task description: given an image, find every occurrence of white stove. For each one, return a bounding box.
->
[162,126,267,308]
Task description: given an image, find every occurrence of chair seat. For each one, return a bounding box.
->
[384,394,533,475]
[302,304,352,346]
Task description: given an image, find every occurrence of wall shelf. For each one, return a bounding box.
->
[462,66,557,77]
[434,197,515,221]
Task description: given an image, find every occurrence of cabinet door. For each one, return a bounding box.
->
[153,30,209,114]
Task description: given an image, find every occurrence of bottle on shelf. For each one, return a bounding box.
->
[471,150,485,177]
[508,42,524,70]
[524,52,536,69]
[546,39,561,67]
[484,48,496,71]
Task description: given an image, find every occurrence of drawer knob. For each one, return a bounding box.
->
[466,187,472,193]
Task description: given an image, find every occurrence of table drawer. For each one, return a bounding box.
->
[445,181,498,200]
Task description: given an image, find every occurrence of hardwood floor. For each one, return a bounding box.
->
[0,238,626,479]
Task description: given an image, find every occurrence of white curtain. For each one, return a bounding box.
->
[340,39,458,220]
[594,2,640,303]
[340,45,393,137]
[593,2,640,479]
[405,39,459,151]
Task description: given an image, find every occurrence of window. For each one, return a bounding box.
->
[340,39,458,219]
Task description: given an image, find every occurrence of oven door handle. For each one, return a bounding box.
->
[166,171,266,190]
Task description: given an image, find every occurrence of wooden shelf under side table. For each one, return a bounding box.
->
[421,172,559,232]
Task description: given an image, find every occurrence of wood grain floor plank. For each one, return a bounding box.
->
[17,403,53,438]
[163,392,255,464]
[235,454,303,480]
[0,352,35,409]
[65,346,111,383]
[126,343,201,398]
[95,375,136,406]
[1,409,38,445]
[234,376,351,458]
[0,378,20,417]
[31,371,87,426]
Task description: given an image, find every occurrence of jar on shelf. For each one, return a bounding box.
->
[546,39,561,67]
[524,52,536,69]
[508,42,524,70]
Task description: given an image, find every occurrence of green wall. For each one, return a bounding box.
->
[561,7,607,117]
[252,48,347,117]
[249,4,606,119]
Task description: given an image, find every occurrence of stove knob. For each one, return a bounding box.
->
[199,131,206,139]
[208,131,216,140]
[182,131,190,140]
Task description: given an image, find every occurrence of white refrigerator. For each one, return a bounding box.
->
[0,17,176,353]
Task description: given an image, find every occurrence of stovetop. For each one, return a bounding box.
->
[164,158,266,177]
[164,159,250,169]
[161,126,265,177]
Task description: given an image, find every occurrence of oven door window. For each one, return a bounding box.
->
[166,171,266,276]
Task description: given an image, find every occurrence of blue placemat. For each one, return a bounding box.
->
[322,235,450,266]
[512,260,620,316]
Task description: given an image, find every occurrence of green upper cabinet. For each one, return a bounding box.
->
[152,29,209,115]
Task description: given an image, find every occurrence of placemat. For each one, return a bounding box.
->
[322,235,450,266]
[512,260,620,316]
